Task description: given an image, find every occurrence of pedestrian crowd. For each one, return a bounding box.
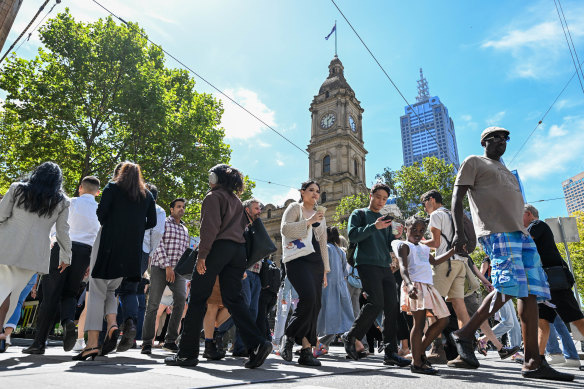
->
[0,126,582,382]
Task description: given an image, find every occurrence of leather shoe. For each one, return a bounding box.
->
[384,351,412,367]
[342,334,359,360]
[522,363,574,381]
[23,343,45,355]
[116,318,137,352]
[62,320,77,352]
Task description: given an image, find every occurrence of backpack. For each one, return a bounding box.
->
[437,208,477,276]
[260,259,281,294]
[346,209,366,267]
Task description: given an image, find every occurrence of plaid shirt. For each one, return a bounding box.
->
[150,216,190,269]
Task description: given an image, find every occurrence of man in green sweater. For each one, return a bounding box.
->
[343,183,410,367]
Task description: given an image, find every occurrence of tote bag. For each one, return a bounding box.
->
[282,209,315,261]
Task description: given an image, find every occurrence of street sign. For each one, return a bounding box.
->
[544,217,580,244]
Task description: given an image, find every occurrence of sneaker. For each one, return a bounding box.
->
[244,341,272,369]
[299,347,321,366]
[279,335,294,362]
[164,354,198,367]
[163,342,179,352]
[545,353,565,365]
[383,352,412,367]
[72,338,86,352]
[498,346,520,360]
[563,359,582,368]
[141,344,152,355]
[522,363,575,381]
[449,332,479,369]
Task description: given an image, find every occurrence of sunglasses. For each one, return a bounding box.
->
[484,134,510,142]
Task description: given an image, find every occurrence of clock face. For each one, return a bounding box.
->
[320,113,335,129]
[349,115,356,132]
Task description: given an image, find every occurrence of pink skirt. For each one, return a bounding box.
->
[401,281,450,319]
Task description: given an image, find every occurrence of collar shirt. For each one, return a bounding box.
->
[150,216,190,269]
[68,194,100,246]
[143,204,166,253]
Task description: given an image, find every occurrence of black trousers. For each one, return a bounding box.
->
[348,264,399,354]
[34,243,91,344]
[285,253,324,346]
[256,289,277,341]
[177,240,265,359]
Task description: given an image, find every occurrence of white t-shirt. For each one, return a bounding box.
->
[428,207,464,261]
[391,240,433,284]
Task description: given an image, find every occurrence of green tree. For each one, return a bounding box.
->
[332,193,369,232]
[558,210,584,297]
[0,10,239,230]
[376,157,457,218]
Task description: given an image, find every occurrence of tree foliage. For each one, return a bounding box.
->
[376,157,457,218]
[332,193,369,232]
[0,10,240,231]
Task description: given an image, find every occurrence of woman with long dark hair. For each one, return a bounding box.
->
[279,180,329,366]
[165,164,272,369]
[75,162,156,360]
[0,162,72,337]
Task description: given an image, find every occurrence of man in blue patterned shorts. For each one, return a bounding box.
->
[449,126,574,381]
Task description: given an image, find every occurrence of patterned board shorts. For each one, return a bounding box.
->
[479,231,550,302]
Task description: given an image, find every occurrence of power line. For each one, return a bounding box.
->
[508,57,584,165]
[330,0,458,168]
[90,0,308,156]
[528,196,565,203]
[252,178,297,190]
[553,0,584,95]
[0,0,54,65]
[9,0,60,60]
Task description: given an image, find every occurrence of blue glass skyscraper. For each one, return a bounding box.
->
[400,69,459,169]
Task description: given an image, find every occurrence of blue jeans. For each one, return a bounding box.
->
[5,274,38,329]
[232,270,261,353]
[117,251,149,324]
[546,315,579,360]
[136,293,146,340]
[492,299,522,348]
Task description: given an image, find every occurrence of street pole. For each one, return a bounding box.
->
[558,217,582,307]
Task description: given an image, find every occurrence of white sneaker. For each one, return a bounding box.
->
[5,334,11,346]
[563,358,582,368]
[72,338,85,352]
[545,353,566,365]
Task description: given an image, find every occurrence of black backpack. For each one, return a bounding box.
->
[260,259,281,294]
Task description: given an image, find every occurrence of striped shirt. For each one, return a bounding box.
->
[150,216,190,269]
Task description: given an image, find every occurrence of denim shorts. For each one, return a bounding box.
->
[479,231,550,302]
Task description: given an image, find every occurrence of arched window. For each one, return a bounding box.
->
[267,209,272,219]
[321,192,327,203]
[323,155,331,174]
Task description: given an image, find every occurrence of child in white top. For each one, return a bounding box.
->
[391,216,454,375]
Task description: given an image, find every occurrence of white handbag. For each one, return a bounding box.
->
[282,211,315,261]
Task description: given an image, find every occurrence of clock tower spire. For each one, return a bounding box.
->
[307,56,368,205]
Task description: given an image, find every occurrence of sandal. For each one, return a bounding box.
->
[101,325,120,356]
[476,338,488,356]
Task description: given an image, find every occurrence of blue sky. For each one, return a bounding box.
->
[5,0,584,219]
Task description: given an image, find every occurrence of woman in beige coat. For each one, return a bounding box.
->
[0,162,72,335]
[278,180,329,367]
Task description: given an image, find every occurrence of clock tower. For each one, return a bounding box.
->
[307,56,368,206]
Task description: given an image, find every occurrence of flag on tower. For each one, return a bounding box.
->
[325,24,336,40]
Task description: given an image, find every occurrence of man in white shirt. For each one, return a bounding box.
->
[116,183,166,351]
[24,176,101,354]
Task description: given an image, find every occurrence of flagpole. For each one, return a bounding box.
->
[334,20,337,56]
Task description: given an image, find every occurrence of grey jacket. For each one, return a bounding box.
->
[0,182,72,274]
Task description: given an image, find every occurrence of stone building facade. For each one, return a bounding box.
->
[0,0,23,54]
[263,56,368,264]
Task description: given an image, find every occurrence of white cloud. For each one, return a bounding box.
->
[264,188,298,207]
[218,87,276,139]
[276,159,284,166]
[486,111,506,126]
[481,3,584,79]
[513,115,584,180]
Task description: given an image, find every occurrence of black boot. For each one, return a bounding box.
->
[298,347,321,366]
[203,340,225,360]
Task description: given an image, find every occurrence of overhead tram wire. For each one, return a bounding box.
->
[10,0,60,60]
[0,0,53,65]
[90,0,308,156]
[553,0,584,95]
[330,0,457,168]
[508,57,584,165]
[528,196,566,204]
[252,178,297,190]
